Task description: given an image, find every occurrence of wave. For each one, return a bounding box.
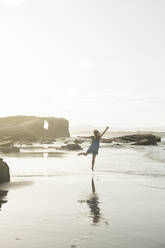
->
[144,146,165,163]
[96,170,165,178]
[143,185,165,190]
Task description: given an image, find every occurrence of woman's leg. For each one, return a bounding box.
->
[92,154,96,171]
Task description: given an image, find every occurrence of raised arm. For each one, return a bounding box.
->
[100,126,109,137]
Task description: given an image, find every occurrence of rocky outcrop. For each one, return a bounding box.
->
[0,137,20,153]
[0,147,20,154]
[60,143,83,150]
[100,138,112,143]
[132,137,160,145]
[101,134,161,145]
[0,116,70,141]
[0,158,10,184]
[0,190,8,211]
[39,139,55,144]
[74,139,84,144]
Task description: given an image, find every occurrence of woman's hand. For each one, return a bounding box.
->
[100,126,109,137]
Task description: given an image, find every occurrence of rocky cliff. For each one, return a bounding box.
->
[0,116,70,141]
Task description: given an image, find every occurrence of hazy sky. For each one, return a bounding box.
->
[0,0,164,128]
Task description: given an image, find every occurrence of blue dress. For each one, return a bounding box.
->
[87,136,100,155]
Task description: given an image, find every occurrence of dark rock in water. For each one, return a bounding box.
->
[101,138,112,143]
[0,190,8,211]
[133,138,158,145]
[0,116,70,141]
[64,140,69,144]
[112,143,122,148]
[39,139,55,144]
[0,158,10,184]
[1,147,20,153]
[102,134,161,145]
[0,136,20,153]
[74,139,84,144]
[61,143,83,150]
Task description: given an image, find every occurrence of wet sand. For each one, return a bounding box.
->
[0,173,165,248]
[0,146,165,248]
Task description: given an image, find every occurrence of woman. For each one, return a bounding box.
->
[78,126,109,171]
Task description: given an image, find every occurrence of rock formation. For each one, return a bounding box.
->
[0,158,10,184]
[60,143,83,150]
[0,147,20,154]
[0,190,8,211]
[0,137,20,153]
[101,134,161,145]
[0,116,70,141]
[74,139,84,144]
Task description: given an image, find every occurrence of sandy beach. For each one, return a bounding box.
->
[0,142,165,248]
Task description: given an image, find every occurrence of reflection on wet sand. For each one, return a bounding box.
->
[87,177,101,225]
[0,190,8,211]
[79,177,101,225]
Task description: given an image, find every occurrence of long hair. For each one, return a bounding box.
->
[93,130,100,141]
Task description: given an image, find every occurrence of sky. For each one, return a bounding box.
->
[0,0,165,128]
